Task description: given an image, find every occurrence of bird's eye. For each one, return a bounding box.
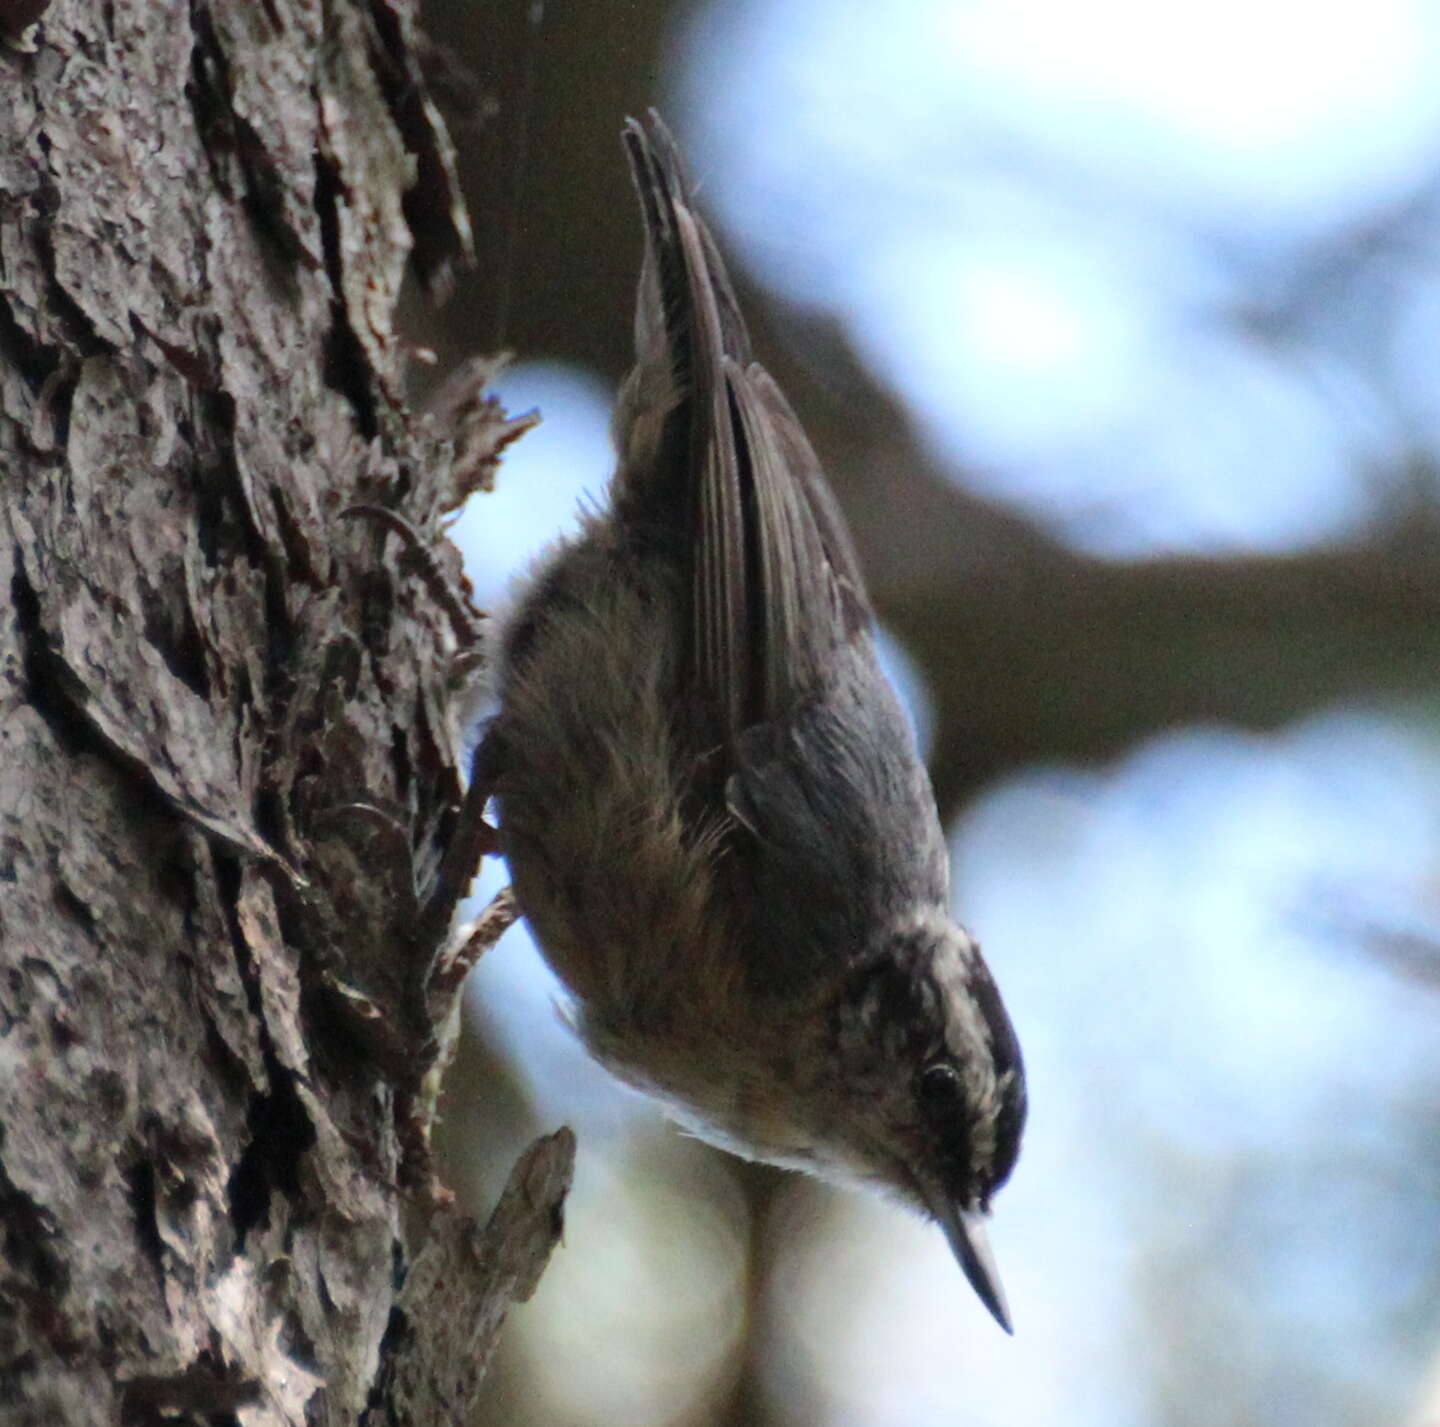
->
[919,1063,963,1105]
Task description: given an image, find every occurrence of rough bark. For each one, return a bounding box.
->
[0,3,570,1425]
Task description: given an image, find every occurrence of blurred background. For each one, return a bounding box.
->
[410,1,1440,1423]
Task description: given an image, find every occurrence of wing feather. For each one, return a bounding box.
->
[620,112,870,749]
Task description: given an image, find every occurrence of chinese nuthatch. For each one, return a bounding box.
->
[486,112,1026,1331]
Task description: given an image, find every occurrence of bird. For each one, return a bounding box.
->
[484,111,1027,1332]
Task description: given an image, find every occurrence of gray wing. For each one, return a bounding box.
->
[727,637,952,986]
[619,114,951,989]
[618,112,869,749]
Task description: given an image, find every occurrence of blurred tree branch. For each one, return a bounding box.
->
[752,316,1440,818]
[417,0,1440,822]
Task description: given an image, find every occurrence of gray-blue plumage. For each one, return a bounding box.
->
[728,639,951,993]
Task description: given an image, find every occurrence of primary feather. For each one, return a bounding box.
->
[616,114,868,745]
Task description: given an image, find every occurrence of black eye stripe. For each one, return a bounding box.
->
[965,959,1023,1082]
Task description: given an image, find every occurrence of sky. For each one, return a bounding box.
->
[449,2,1440,1422]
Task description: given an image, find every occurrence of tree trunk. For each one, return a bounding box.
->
[0,3,570,1423]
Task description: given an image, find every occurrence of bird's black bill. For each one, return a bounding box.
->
[937,1202,1013,1334]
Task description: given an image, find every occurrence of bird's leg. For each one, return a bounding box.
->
[411,729,502,957]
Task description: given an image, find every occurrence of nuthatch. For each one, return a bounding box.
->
[486,112,1026,1331]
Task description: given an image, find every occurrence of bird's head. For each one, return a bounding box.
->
[824,916,1027,1331]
